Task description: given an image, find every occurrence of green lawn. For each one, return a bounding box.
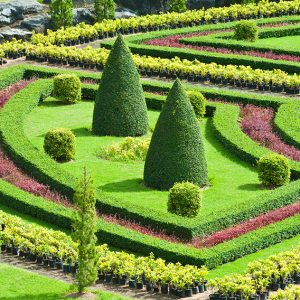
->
[23,97,268,225]
[0,263,128,300]
[208,234,300,279]
[251,35,300,51]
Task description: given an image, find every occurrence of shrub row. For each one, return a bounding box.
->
[1,65,300,240]
[30,1,300,46]
[25,44,300,93]
[274,102,300,150]
[181,23,300,56]
[2,175,300,270]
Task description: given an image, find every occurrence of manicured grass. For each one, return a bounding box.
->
[250,35,300,51]
[0,263,128,300]
[23,97,268,225]
[208,234,300,279]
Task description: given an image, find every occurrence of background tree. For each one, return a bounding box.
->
[169,0,187,12]
[72,168,98,293]
[94,0,116,21]
[49,0,74,30]
[92,35,148,137]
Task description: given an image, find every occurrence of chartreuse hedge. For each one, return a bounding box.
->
[92,35,148,137]
[1,64,300,240]
[180,23,300,56]
[144,79,208,190]
[100,15,300,74]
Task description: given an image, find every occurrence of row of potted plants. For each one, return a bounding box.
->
[269,286,300,300]
[23,44,300,94]
[30,0,300,46]
[209,246,300,300]
[0,210,208,298]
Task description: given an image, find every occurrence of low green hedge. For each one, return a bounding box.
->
[180,23,300,56]
[274,102,300,149]
[2,176,300,269]
[1,64,300,241]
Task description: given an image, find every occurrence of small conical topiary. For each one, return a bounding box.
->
[92,35,148,137]
[144,79,208,190]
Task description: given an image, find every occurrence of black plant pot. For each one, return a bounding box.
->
[199,284,205,293]
[70,265,76,274]
[129,280,137,288]
[161,284,169,294]
[37,256,43,265]
[63,264,70,273]
[176,289,186,298]
[43,258,49,266]
[106,274,113,283]
[153,286,160,293]
[270,283,280,291]
[146,283,153,291]
[29,253,37,262]
[112,276,120,285]
[12,246,18,255]
[98,273,105,282]
[192,286,199,294]
[49,259,56,268]
[19,250,25,257]
[185,288,193,297]
[136,282,143,289]
[6,245,12,254]
[120,275,127,285]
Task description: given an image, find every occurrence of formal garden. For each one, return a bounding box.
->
[0,0,300,299]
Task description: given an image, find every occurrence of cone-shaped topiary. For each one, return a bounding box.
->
[144,79,208,190]
[92,35,148,137]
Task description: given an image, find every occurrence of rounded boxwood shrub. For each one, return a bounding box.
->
[53,74,81,103]
[187,91,206,119]
[92,35,148,137]
[144,79,208,190]
[168,182,202,218]
[234,20,258,42]
[44,128,75,162]
[258,153,290,187]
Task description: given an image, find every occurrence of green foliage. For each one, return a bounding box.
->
[169,0,187,13]
[94,0,115,22]
[144,79,208,190]
[99,137,150,161]
[44,128,76,162]
[168,182,203,218]
[53,74,81,103]
[187,90,206,119]
[234,20,258,42]
[92,35,148,137]
[258,154,291,187]
[49,0,73,30]
[72,169,98,293]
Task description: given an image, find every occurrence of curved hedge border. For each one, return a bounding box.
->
[101,16,300,74]
[2,176,300,269]
[274,102,300,149]
[180,23,300,56]
[1,64,300,240]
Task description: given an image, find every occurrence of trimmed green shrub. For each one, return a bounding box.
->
[99,137,150,161]
[258,154,291,187]
[53,74,81,103]
[144,79,208,190]
[187,91,206,119]
[234,20,258,42]
[168,182,202,218]
[92,35,148,137]
[44,128,75,162]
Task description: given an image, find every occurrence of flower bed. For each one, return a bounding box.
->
[240,104,300,161]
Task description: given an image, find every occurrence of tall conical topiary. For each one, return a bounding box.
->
[144,79,208,190]
[92,35,148,137]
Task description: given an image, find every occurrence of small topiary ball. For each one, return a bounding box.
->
[258,153,290,187]
[234,20,258,42]
[53,74,81,103]
[187,91,206,119]
[44,128,75,162]
[167,182,203,218]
